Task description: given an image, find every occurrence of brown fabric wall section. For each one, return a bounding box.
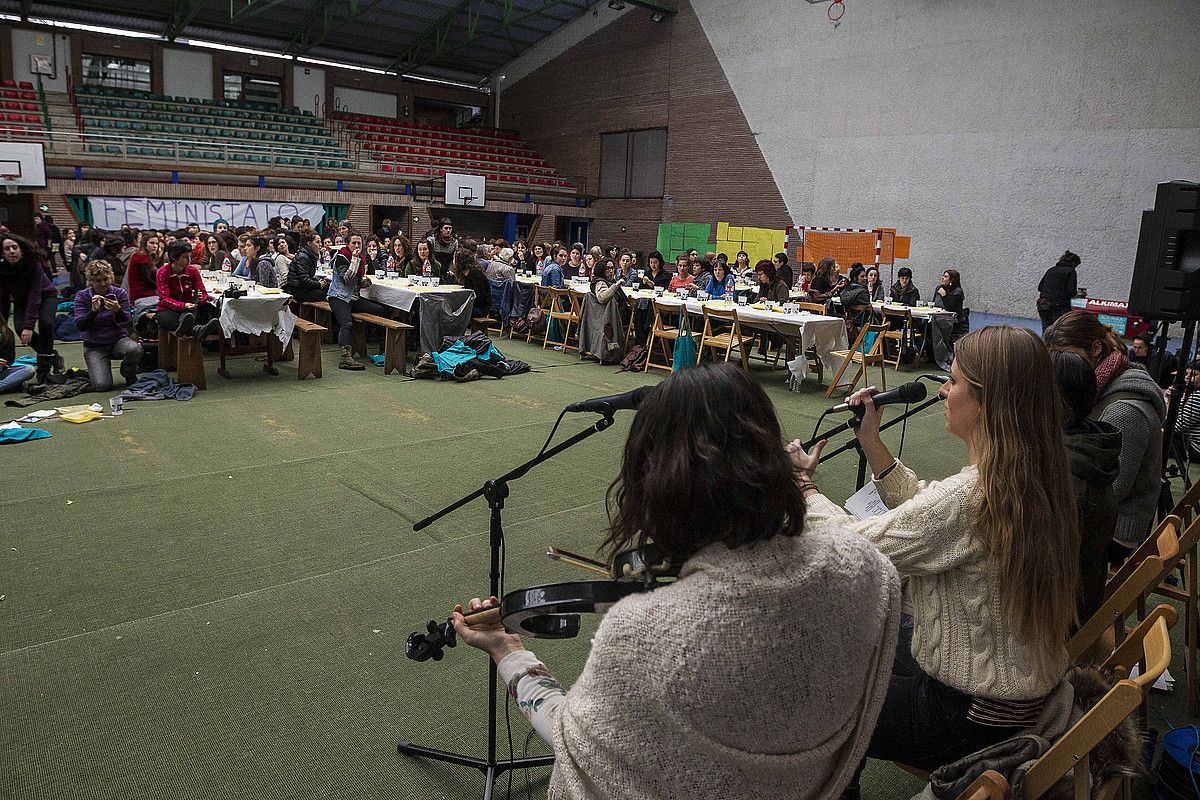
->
[501,0,790,250]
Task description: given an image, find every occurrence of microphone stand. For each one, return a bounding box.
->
[399,411,617,799]
[804,394,945,490]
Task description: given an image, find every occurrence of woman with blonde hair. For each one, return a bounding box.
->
[790,325,1079,783]
[72,259,143,391]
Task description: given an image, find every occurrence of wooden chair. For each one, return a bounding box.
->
[953,771,1011,800]
[880,305,919,371]
[1021,608,1174,800]
[795,301,827,383]
[542,286,580,352]
[697,304,748,368]
[1072,516,1179,663]
[796,301,826,314]
[644,299,683,373]
[824,322,890,398]
[526,284,554,343]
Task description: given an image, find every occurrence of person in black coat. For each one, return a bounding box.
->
[451,248,491,319]
[1037,250,1080,332]
[282,230,328,303]
[1052,350,1120,625]
[933,269,967,340]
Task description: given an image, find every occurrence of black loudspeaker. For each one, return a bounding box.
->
[1128,180,1200,321]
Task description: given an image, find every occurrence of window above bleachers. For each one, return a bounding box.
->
[224,74,282,107]
[81,54,151,93]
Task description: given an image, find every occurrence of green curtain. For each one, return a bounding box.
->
[66,195,93,226]
[322,203,349,226]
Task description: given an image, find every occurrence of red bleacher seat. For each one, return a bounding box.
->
[1,80,14,88]
[18,81,33,90]
[20,91,35,100]
[4,101,18,110]
[6,112,21,122]
[381,164,394,173]
[21,103,37,112]
[24,114,40,124]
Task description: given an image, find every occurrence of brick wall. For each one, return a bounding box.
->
[501,0,790,252]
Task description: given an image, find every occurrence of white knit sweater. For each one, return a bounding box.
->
[805,462,1068,701]
[499,528,901,800]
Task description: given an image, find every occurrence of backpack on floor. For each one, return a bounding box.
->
[618,344,648,372]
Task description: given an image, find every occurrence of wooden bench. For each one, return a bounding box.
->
[289,317,327,380]
[350,312,413,375]
[155,324,209,390]
[303,300,336,343]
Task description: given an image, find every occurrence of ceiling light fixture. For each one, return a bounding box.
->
[180,38,293,60]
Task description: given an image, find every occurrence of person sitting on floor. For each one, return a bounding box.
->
[156,239,223,341]
[790,326,1080,789]
[0,324,35,394]
[669,254,696,293]
[756,259,790,304]
[283,230,328,303]
[540,246,567,289]
[327,233,388,372]
[73,260,144,392]
[451,248,492,319]
[453,363,901,800]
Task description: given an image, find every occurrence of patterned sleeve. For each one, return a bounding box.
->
[496,649,568,745]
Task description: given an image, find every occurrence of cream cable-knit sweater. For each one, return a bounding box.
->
[497,527,901,800]
[805,462,1068,701]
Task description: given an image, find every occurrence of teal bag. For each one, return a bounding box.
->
[672,312,697,372]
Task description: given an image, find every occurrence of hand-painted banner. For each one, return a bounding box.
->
[86,197,326,231]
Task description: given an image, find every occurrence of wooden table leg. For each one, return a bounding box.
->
[176,336,207,390]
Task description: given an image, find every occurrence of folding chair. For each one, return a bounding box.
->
[542,286,580,352]
[644,299,682,373]
[824,323,889,398]
[697,304,748,368]
[526,283,553,343]
[880,305,920,371]
[1073,516,1179,663]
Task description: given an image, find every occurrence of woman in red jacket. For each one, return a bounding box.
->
[0,233,59,382]
[155,240,222,340]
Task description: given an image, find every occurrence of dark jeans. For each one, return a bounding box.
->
[156,304,215,334]
[84,337,143,391]
[847,623,1015,789]
[11,294,57,355]
[288,285,327,304]
[328,296,388,347]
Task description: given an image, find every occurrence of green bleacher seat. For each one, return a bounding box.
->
[106,145,120,155]
[156,148,171,157]
[302,158,315,167]
[274,155,288,165]
[185,150,199,159]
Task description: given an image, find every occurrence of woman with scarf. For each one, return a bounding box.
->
[327,233,388,371]
[1045,310,1167,562]
[453,364,901,800]
[426,218,458,277]
[0,233,58,383]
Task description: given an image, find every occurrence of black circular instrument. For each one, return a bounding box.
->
[405,545,677,662]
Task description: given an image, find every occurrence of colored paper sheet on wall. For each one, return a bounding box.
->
[715,222,786,268]
[656,223,712,263]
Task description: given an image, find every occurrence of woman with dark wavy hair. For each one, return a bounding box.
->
[0,232,58,383]
[451,363,901,800]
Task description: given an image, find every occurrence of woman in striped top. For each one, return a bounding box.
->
[1173,359,1200,461]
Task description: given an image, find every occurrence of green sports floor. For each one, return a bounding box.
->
[1,335,1195,799]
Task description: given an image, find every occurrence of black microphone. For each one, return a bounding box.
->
[830,381,927,414]
[566,385,656,415]
[919,374,951,384]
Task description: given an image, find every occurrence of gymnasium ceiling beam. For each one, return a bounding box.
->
[387,0,581,75]
[286,0,367,55]
[164,0,205,40]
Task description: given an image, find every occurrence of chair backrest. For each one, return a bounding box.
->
[796,301,825,314]
[881,304,912,329]
[1169,479,1200,525]
[651,299,682,334]
[1103,515,1181,605]
[858,323,890,357]
[954,770,1011,800]
[1021,610,1174,799]
[1070,517,1179,662]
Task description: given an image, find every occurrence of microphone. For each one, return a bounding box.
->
[919,374,951,384]
[830,381,927,414]
[566,385,656,415]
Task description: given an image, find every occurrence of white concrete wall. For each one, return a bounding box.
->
[161,48,213,101]
[292,65,325,116]
[333,85,397,118]
[691,0,1200,312]
[10,28,71,92]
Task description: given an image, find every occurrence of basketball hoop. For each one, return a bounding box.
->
[2,174,17,195]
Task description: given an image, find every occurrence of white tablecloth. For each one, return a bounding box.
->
[826,297,958,322]
[201,273,295,345]
[631,292,849,381]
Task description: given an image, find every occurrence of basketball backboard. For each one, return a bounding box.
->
[444,172,485,208]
